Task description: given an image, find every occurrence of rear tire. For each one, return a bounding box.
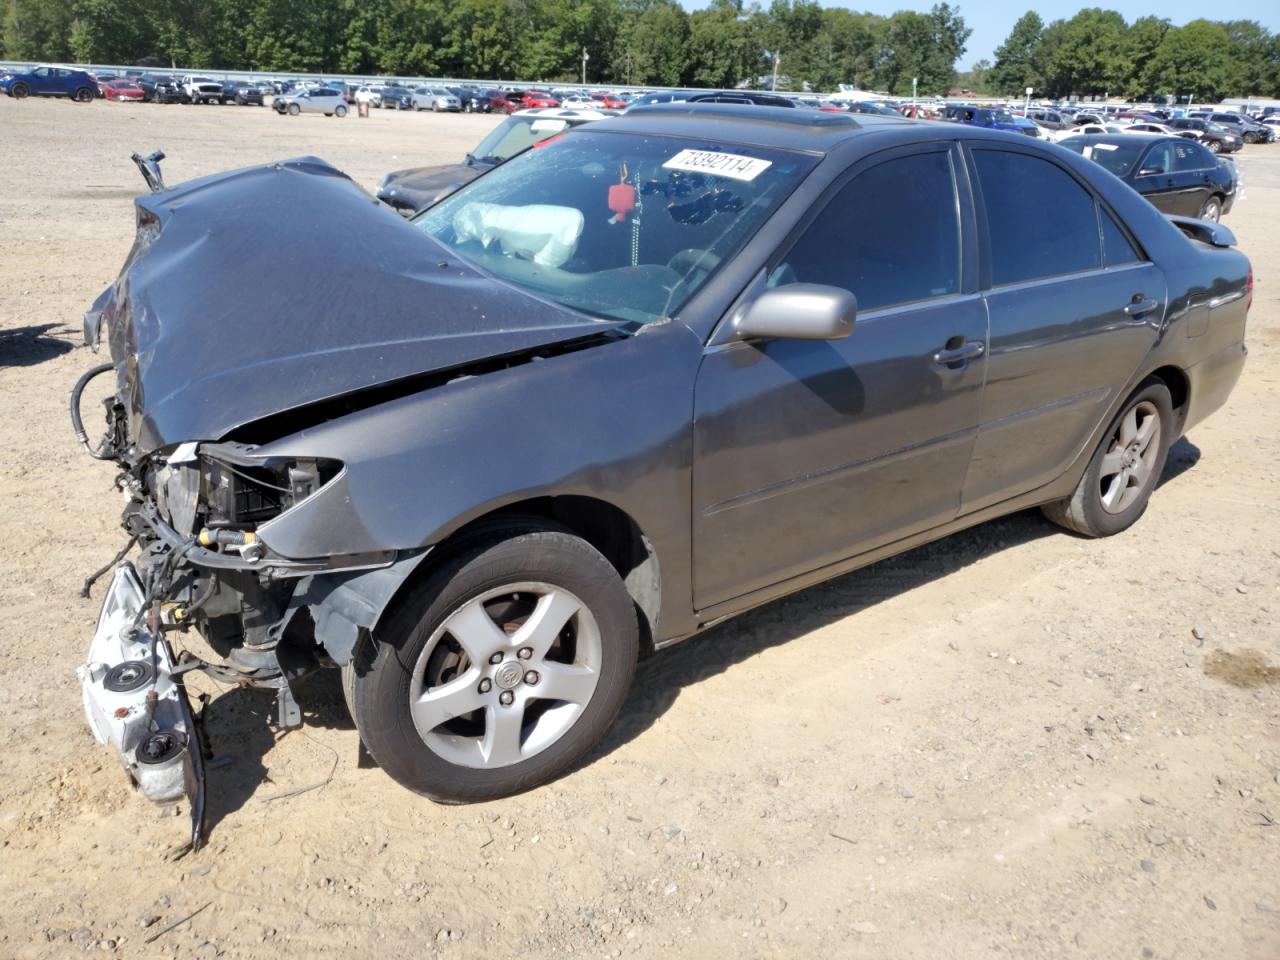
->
[1200,195,1223,222]
[349,526,639,803]
[73,87,93,103]
[1041,379,1174,538]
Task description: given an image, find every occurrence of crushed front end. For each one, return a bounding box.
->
[71,153,621,842]
[72,385,357,849]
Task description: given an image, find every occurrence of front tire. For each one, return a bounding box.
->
[1041,379,1174,537]
[348,526,639,803]
[287,103,300,116]
[1206,139,1221,154]
[11,82,30,98]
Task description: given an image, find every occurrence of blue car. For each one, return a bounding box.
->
[942,104,1023,133]
[1,64,97,101]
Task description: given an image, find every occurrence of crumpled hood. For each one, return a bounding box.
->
[377,161,484,211]
[90,157,619,455]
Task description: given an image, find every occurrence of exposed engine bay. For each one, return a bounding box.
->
[74,368,382,851]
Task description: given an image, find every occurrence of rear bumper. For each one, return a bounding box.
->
[78,564,206,849]
[1184,338,1247,434]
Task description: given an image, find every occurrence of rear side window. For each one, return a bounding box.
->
[1173,141,1205,171]
[973,150,1101,286]
[780,151,961,311]
[1100,208,1142,267]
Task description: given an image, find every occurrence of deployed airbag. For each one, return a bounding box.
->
[454,202,584,268]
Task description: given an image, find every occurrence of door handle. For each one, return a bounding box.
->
[933,341,985,365]
[1124,298,1158,316]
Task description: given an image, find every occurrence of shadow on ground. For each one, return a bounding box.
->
[0,323,75,367]
[596,434,1202,761]
[199,671,356,839]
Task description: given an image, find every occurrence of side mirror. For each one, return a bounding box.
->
[733,284,856,342]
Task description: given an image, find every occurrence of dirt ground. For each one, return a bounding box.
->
[0,98,1277,960]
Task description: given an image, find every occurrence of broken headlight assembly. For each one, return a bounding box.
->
[151,443,342,544]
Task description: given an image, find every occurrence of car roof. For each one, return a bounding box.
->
[520,106,618,121]
[1059,133,1183,147]
[596,102,957,152]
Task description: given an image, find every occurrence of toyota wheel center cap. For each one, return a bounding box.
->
[495,662,524,690]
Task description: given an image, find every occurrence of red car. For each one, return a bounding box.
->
[898,104,939,120]
[103,79,145,102]
[591,93,626,109]
[517,90,559,109]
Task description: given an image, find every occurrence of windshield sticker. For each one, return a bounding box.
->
[663,149,772,181]
[1092,143,1119,151]
[530,119,569,132]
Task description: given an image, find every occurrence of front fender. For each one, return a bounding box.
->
[251,320,704,641]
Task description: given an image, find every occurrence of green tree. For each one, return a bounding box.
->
[1044,7,1127,98]
[988,11,1042,95]
[619,0,688,86]
[1223,19,1273,96]
[1143,19,1235,102]
[3,0,75,61]
[875,3,968,96]
[686,0,752,89]
[1120,16,1168,98]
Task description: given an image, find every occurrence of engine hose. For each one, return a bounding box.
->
[70,362,115,459]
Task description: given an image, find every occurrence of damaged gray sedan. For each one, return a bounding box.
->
[74,105,1250,845]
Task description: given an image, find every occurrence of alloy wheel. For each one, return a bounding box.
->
[1098,400,1161,514]
[408,582,602,769]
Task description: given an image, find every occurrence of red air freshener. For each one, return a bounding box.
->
[608,183,636,223]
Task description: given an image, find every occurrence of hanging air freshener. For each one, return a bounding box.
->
[608,161,636,224]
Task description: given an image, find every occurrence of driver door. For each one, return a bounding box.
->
[29,67,53,95]
[691,144,986,610]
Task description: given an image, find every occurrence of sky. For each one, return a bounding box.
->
[677,0,1280,71]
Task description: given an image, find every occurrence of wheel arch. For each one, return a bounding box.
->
[425,495,661,655]
[1144,363,1190,429]
[299,495,661,666]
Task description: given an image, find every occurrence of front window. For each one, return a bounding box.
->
[992,110,1015,124]
[417,131,818,325]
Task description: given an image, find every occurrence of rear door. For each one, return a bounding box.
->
[961,143,1166,512]
[1170,139,1213,215]
[692,144,986,608]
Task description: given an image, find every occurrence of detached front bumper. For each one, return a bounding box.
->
[78,564,205,850]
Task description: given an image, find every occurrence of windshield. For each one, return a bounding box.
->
[1058,137,1145,177]
[470,116,573,164]
[993,110,1015,124]
[417,131,817,325]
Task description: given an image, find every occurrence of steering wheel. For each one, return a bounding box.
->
[666,249,722,278]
